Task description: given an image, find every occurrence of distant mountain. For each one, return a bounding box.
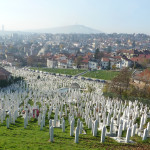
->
[27,25,102,34]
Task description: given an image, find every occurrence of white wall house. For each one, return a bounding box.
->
[88,60,98,70]
[57,60,67,68]
[116,57,132,69]
[47,58,57,68]
[67,59,74,68]
[110,60,116,69]
[101,57,110,69]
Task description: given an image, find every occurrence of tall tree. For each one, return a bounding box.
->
[94,48,100,59]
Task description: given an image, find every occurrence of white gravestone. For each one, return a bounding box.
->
[101,126,106,143]
[50,126,54,142]
[125,127,131,143]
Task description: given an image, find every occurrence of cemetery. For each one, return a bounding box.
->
[0,66,149,150]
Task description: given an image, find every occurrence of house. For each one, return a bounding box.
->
[57,54,67,61]
[88,58,99,70]
[67,54,76,68]
[109,56,121,69]
[109,59,116,69]
[0,67,11,80]
[58,60,68,68]
[101,57,110,69]
[116,57,133,69]
[67,59,74,68]
[47,58,57,68]
[132,69,150,88]
[80,59,88,69]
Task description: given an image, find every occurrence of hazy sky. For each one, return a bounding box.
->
[0,0,150,34]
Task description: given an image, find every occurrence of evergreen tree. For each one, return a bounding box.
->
[94,48,100,59]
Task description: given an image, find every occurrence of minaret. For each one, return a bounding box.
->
[2,25,4,32]
[2,25,4,35]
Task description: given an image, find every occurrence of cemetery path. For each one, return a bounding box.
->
[74,70,89,77]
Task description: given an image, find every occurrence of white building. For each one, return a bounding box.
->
[116,57,132,69]
[101,57,110,69]
[88,59,99,70]
[57,60,68,69]
[47,58,57,68]
[67,59,74,68]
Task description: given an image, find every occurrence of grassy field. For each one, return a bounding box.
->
[30,67,86,76]
[31,68,119,80]
[0,113,150,150]
[83,70,119,80]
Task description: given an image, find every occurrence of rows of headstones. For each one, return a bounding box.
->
[0,67,150,144]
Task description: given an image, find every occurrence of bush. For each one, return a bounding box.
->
[0,76,23,88]
[0,80,9,88]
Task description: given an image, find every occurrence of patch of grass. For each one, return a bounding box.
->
[131,135,142,143]
[0,114,150,150]
[135,117,140,126]
[122,130,127,137]
[30,67,86,76]
[106,126,110,132]
[28,99,33,106]
[83,70,119,80]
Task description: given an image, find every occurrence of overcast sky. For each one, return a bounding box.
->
[0,0,150,34]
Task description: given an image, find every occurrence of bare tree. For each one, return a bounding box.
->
[110,68,131,95]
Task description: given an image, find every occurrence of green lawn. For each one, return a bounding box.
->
[83,70,119,80]
[30,67,86,76]
[0,114,150,150]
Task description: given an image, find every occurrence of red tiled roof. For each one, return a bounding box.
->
[82,59,89,63]
[131,57,146,63]
[113,56,121,60]
[103,53,111,58]
[59,60,67,64]
[102,57,109,62]
[119,49,137,55]
[137,69,150,82]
